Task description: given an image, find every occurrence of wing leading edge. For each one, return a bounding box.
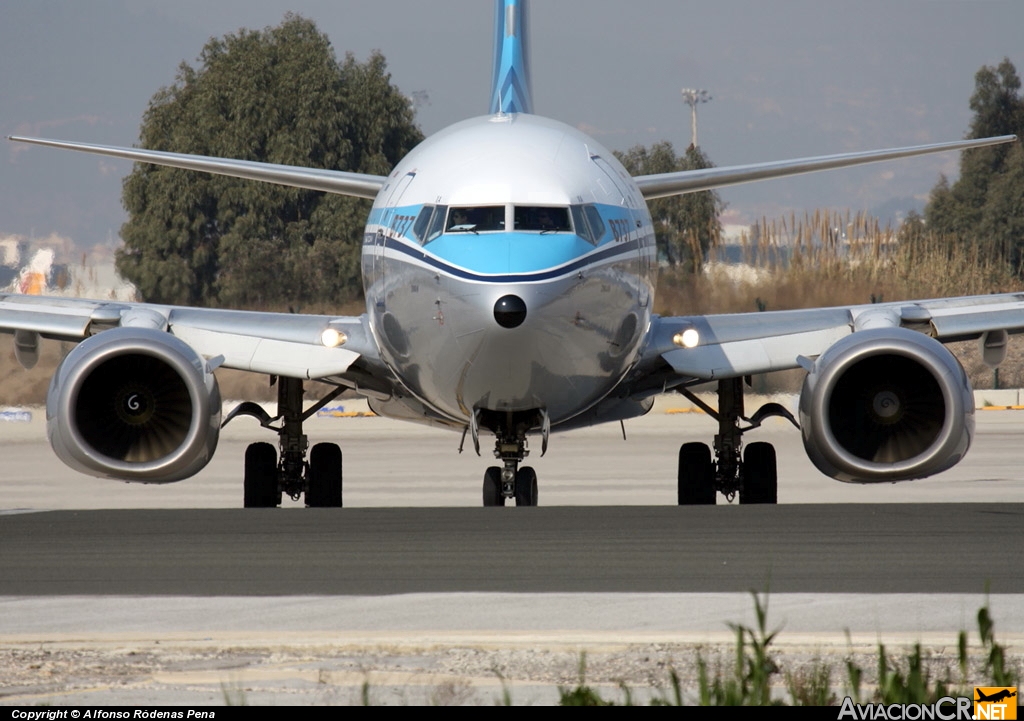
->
[11,134,1016,205]
[7,136,388,200]
[642,292,1024,382]
[634,135,1018,200]
[0,294,384,381]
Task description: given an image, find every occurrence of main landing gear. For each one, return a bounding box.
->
[675,377,797,506]
[224,377,345,508]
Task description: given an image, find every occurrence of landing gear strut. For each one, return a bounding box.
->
[232,377,345,508]
[676,377,794,505]
[482,422,538,507]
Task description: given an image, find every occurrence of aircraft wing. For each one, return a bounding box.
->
[637,292,1024,383]
[0,293,386,382]
[7,136,388,200]
[633,135,1017,200]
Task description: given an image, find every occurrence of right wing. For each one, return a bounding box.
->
[7,136,388,200]
[0,293,394,393]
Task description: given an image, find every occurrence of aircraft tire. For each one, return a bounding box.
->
[514,466,538,506]
[741,441,778,504]
[483,466,505,507]
[678,442,716,505]
[307,442,343,507]
[244,442,280,508]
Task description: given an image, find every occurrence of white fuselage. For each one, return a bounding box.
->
[361,113,657,429]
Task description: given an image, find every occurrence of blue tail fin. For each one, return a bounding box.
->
[490,0,533,114]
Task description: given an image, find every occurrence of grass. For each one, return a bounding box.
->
[694,591,781,706]
[553,593,1020,706]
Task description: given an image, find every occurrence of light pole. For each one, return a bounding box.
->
[681,88,712,149]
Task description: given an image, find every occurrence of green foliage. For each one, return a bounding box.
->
[897,209,927,246]
[557,685,613,706]
[844,600,1018,707]
[614,142,723,270]
[558,654,614,706]
[648,669,685,706]
[697,591,783,706]
[923,58,1024,268]
[504,597,1017,707]
[979,143,1024,270]
[785,660,836,706]
[118,14,423,308]
[873,643,957,704]
[977,602,1018,687]
[969,59,1024,143]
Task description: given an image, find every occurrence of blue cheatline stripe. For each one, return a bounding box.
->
[490,0,533,114]
[424,233,595,273]
[380,235,642,283]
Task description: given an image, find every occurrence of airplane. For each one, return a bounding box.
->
[2,0,1019,508]
[976,689,1017,704]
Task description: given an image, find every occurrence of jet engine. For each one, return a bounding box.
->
[47,327,222,483]
[799,327,974,482]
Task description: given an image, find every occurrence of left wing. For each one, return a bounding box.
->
[633,135,1017,200]
[7,136,388,200]
[632,292,1024,389]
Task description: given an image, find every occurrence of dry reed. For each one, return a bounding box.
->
[655,209,1023,390]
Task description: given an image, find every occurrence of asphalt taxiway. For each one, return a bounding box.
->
[1,505,1021,596]
[4,395,1024,508]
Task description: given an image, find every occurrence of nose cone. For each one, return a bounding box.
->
[493,294,527,328]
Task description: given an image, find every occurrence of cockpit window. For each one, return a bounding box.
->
[446,206,505,232]
[425,205,447,243]
[412,204,448,244]
[570,204,606,244]
[514,206,571,232]
[412,205,435,243]
[583,205,606,242]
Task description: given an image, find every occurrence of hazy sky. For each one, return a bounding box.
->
[2,0,1022,248]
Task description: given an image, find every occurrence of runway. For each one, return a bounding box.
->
[2,401,1023,704]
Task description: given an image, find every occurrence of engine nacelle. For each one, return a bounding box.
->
[799,327,974,483]
[47,327,222,483]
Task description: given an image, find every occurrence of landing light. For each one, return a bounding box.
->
[321,328,347,348]
[673,328,700,349]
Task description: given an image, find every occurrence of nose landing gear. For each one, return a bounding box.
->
[481,421,539,507]
[483,463,539,507]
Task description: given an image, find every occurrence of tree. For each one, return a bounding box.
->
[117,15,423,308]
[924,58,1024,258]
[897,209,927,246]
[979,143,1024,271]
[614,142,723,270]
